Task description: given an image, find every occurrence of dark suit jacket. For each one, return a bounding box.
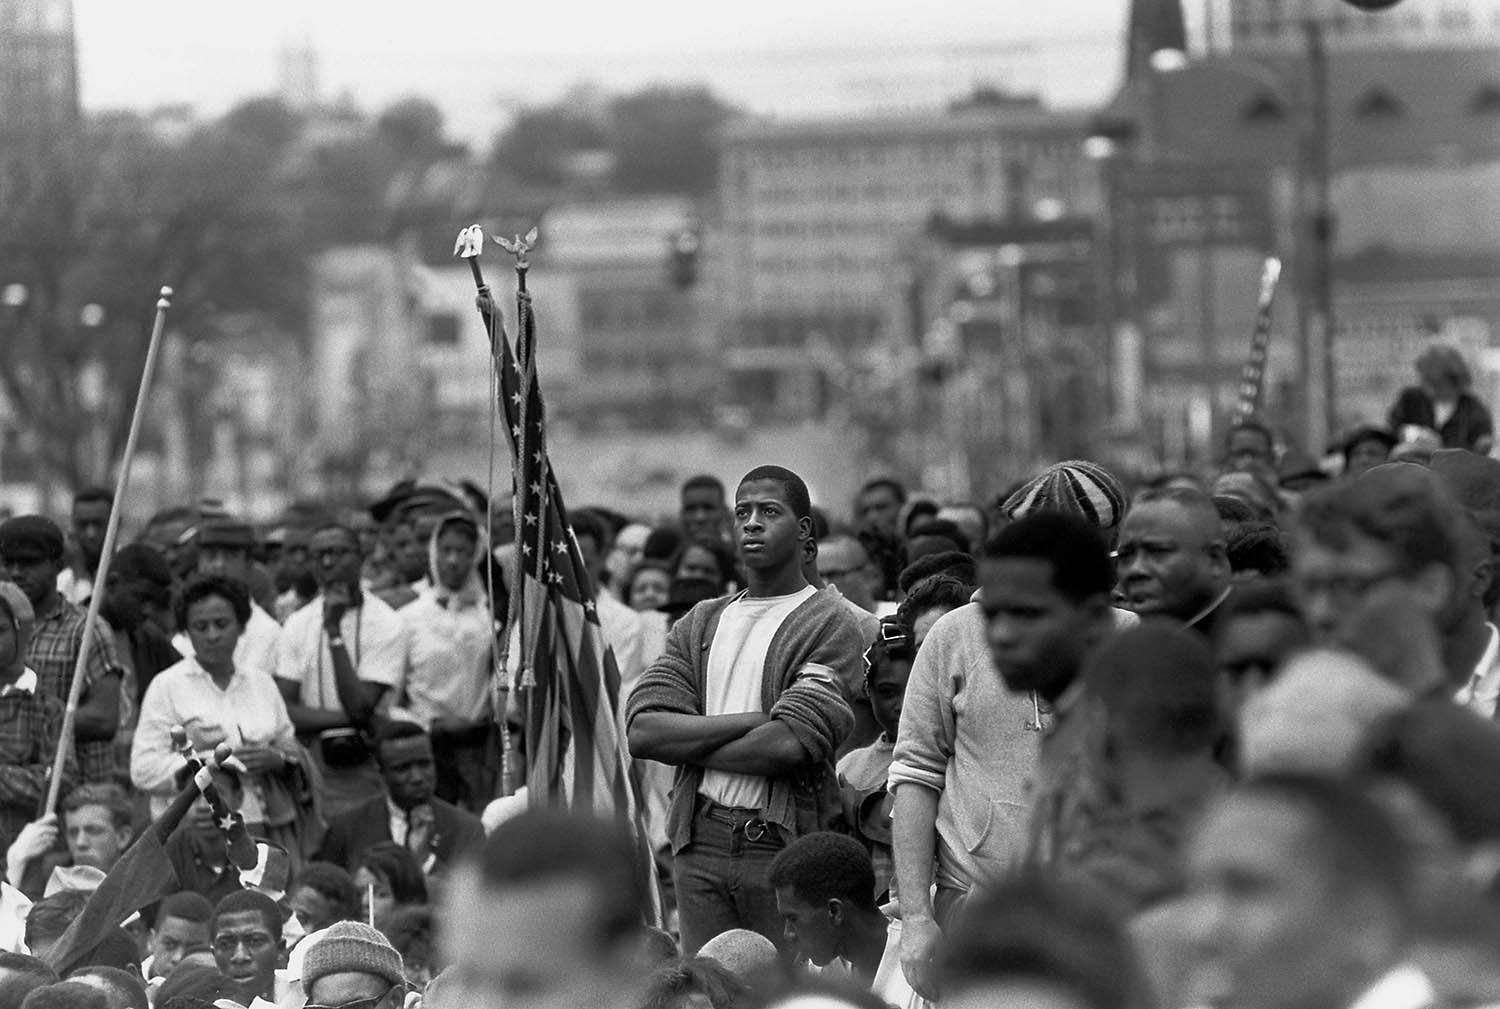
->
[315,794,484,874]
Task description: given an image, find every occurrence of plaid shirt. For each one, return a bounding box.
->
[0,669,74,851]
[27,597,123,784]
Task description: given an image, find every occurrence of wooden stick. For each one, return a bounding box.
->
[45,286,173,812]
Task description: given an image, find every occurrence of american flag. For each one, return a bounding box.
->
[472,265,660,920]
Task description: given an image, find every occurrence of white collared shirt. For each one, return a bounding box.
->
[399,587,495,726]
[131,655,298,823]
[1455,623,1500,718]
[386,797,438,873]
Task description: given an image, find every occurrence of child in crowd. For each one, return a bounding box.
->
[836,616,913,903]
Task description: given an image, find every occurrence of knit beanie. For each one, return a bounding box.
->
[1001,460,1127,531]
[302,921,405,993]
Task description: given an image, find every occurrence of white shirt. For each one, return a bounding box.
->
[275,595,408,713]
[130,656,298,823]
[700,585,817,810]
[400,587,495,725]
[1454,622,1500,719]
[386,797,439,873]
[173,602,281,677]
[1346,965,1434,1009]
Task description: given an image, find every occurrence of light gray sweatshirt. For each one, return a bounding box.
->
[887,601,1043,894]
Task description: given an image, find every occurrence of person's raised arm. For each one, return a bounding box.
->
[323,586,384,728]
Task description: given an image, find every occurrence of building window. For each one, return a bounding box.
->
[1354,87,1404,120]
[1471,83,1500,115]
[1241,92,1287,124]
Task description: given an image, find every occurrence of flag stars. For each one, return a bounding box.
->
[553,540,568,556]
[524,512,538,526]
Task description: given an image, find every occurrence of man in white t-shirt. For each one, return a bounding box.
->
[275,524,408,818]
[770,831,924,1009]
[628,466,865,955]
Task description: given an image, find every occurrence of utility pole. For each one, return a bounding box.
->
[1307,18,1337,450]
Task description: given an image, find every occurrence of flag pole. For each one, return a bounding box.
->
[497,228,542,801]
[455,226,522,797]
[45,286,172,813]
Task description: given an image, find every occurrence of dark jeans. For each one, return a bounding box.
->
[673,799,788,955]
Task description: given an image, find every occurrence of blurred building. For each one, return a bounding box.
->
[717,94,1102,426]
[905,215,1103,495]
[1209,0,1500,54]
[0,0,77,141]
[1099,0,1500,463]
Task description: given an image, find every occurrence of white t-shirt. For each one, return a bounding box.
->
[274,595,407,714]
[699,585,817,810]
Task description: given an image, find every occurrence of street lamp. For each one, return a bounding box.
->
[1149,19,1336,454]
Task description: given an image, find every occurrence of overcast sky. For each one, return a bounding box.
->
[73,0,1132,144]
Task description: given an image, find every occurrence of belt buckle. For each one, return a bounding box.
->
[743,819,768,842]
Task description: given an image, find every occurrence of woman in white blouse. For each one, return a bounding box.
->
[131,573,300,833]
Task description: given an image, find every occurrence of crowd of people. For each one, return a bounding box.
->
[0,343,1496,1009]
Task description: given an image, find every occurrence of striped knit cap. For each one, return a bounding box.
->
[1001,460,1127,531]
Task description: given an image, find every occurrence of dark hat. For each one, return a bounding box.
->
[112,543,173,586]
[196,519,255,551]
[0,515,65,561]
[369,479,418,524]
[303,920,405,993]
[397,485,468,520]
[1342,424,1398,457]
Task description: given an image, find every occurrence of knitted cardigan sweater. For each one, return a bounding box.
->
[626,588,863,853]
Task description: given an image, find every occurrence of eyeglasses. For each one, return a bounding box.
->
[212,931,275,957]
[305,982,402,1009]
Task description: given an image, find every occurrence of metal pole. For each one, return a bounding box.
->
[1307,18,1336,447]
